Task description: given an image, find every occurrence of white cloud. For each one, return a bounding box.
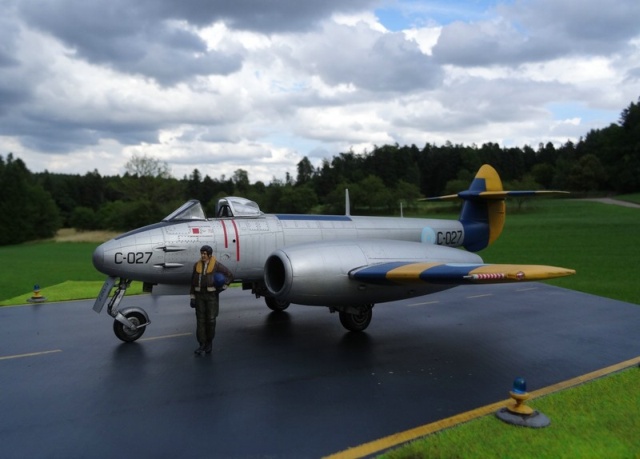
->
[0,0,639,184]
[404,26,441,55]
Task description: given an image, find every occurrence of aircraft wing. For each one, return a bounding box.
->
[349,261,575,285]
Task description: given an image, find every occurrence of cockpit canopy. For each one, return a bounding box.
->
[163,197,263,222]
[216,197,262,218]
[163,200,206,221]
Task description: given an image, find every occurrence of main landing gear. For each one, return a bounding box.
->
[265,296,290,312]
[94,277,150,343]
[338,307,373,332]
[335,304,373,332]
[262,296,373,332]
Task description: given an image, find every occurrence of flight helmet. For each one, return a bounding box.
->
[213,272,227,289]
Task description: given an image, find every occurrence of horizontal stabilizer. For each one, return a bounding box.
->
[350,262,575,285]
[422,190,570,201]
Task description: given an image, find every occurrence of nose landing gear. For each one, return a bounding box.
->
[113,308,149,342]
[93,277,150,343]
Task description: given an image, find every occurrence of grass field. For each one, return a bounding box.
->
[481,199,640,304]
[0,229,136,305]
[0,242,107,303]
[1,199,639,458]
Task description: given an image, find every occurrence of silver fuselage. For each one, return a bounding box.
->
[93,213,470,286]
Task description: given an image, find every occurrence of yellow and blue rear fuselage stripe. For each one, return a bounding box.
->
[350,262,492,285]
[350,262,573,284]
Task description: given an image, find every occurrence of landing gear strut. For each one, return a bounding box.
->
[93,277,150,343]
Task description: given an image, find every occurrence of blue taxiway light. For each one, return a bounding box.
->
[512,377,527,394]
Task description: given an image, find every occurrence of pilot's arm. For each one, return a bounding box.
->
[189,262,198,307]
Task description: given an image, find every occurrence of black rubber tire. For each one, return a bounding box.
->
[339,309,372,332]
[265,297,290,312]
[113,311,146,342]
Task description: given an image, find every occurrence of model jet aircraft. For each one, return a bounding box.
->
[92,164,575,342]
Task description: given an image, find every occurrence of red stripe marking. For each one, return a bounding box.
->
[230,219,240,261]
[221,220,229,248]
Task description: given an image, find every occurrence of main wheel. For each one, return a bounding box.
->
[113,311,147,342]
[339,308,372,332]
[265,297,290,312]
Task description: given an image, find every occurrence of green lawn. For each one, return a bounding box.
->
[481,199,640,304]
[0,242,107,302]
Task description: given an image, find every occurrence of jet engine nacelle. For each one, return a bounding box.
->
[263,239,483,307]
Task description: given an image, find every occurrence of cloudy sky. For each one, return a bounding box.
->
[2,0,639,183]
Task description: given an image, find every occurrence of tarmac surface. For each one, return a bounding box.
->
[1,284,640,458]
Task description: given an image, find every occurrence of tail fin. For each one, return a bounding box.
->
[458,165,506,251]
[425,164,568,252]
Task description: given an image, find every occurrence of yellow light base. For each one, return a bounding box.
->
[506,391,534,415]
[27,288,47,303]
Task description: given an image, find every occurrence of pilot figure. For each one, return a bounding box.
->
[190,245,233,355]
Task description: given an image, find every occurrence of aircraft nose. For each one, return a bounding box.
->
[92,243,105,273]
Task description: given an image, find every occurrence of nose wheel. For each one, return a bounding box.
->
[113,309,149,342]
[94,278,150,343]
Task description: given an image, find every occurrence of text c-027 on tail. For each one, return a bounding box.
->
[437,231,463,245]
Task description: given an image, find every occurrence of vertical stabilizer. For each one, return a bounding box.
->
[459,165,506,251]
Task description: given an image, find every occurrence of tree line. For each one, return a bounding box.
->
[1,98,639,246]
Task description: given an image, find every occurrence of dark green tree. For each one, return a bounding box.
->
[566,154,608,192]
[232,169,250,195]
[277,184,318,213]
[0,154,60,245]
[531,163,555,189]
[70,206,99,231]
[296,157,315,185]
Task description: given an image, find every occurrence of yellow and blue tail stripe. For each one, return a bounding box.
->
[350,261,575,285]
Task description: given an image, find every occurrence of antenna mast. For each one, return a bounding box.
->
[345,189,350,216]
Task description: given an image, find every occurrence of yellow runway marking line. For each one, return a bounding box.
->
[0,349,62,361]
[325,355,640,459]
[139,332,192,342]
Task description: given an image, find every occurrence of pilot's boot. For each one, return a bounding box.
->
[203,341,213,354]
[194,343,206,355]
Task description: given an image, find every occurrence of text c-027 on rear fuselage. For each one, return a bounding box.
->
[436,230,463,245]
